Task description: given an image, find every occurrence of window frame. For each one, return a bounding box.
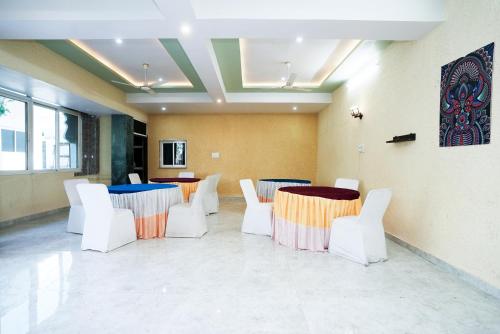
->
[0,88,82,175]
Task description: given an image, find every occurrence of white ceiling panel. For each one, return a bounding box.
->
[76,39,192,87]
[241,38,354,87]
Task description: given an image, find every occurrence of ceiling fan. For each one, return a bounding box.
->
[111,63,158,95]
[275,61,312,92]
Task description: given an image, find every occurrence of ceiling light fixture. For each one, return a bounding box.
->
[180,23,191,35]
[161,107,166,111]
[158,77,163,82]
[216,98,222,104]
[115,38,123,45]
[295,36,303,43]
[292,106,298,111]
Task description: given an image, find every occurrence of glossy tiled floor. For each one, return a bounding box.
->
[1,199,500,334]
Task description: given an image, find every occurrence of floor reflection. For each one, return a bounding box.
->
[1,252,72,333]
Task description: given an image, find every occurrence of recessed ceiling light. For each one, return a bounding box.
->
[216,98,222,104]
[115,38,123,45]
[161,107,166,111]
[180,23,191,35]
[295,36,303,43]
[292,106,298,111]
[158,77,163,82]
[281,76,286,81]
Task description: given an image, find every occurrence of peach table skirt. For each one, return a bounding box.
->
[110,187,183,239]
[168,181,199,202]
[272,189,362,251]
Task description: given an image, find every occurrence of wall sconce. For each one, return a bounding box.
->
[350,105,363,119]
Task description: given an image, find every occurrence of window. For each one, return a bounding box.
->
[160,140,187,168]
[0,96,27,171]
[58,112,79,169]
[33,104,56,170]
[0,90,81,173]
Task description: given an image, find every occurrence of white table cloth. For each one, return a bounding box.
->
[256,179,312,202]
[110,186,183,239]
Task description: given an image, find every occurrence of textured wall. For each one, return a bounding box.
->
[317,0,500,288]
[148,113,318,196]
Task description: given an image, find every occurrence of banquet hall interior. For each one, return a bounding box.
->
[1,0,500,333]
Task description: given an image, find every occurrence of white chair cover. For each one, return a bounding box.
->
[166,180,208,238]
[240,179,272,236]
[178,171,195,178]
[328,188,392,265]
[128,173,142,184]
[77,183,137,252]
[334,178,360,191]
[63,178,89,234]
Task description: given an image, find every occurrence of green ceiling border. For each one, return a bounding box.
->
[39,40,206,93]
[212,38,392,93]
[159,39,205,92]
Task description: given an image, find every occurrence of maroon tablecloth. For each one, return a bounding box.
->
[149,177,201,183]
[279,186,360,201]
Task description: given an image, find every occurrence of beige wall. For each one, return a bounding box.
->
[148,114,318,196]
[0,41,142,223]
[317,0,500,288]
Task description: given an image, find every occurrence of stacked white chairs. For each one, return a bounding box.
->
[328,189,392,265]
[128,173,142,184]
[240,179,272,236]
[63,178,89,234]
[334,178,360,191]
[178,171,195,178]
[166,180,208,238]
[77,183,137,252]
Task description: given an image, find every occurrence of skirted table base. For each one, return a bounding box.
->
[110,187,183,239]
[272,187,362,251]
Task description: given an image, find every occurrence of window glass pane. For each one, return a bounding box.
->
[15,131,25,152]
[58,112,79,169]
[1,129,14,152]
[0,96,27,170]
[33,105,56,170]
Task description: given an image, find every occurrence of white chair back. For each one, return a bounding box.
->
[179,171,195,178]
[191,180,208,209]
[240,179,259,206]
[335,178,360,191]
[64,178,89,206]
[359,189,392,226]
[128,173,142,184]
[213,173,221,191]
[77,184,115,247]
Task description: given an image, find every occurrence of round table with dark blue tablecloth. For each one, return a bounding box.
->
[107,183,183,239]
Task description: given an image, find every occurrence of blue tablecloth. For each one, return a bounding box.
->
[108,184,178,194]
[259,178,311,184]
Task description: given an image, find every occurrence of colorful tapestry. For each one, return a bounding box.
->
[440,43,494,147]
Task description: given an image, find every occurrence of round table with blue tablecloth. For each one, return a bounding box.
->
[108,184,183,239]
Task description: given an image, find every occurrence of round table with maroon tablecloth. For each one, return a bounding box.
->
[272,186,362,252]
[149,177,200,202]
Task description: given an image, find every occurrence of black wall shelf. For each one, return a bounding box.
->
[386,133,416,143]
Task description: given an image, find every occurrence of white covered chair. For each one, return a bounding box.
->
[77,183,137,252]
[63,178,89,234]
[166,180,208,238]
[240,179,272,236]
[128,173,142,184]
[189,173,222,214]
[328,188,392,265]
[334,178,360,191]
[178,171,195,178]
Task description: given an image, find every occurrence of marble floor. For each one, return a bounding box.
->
[1,199,500,334]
